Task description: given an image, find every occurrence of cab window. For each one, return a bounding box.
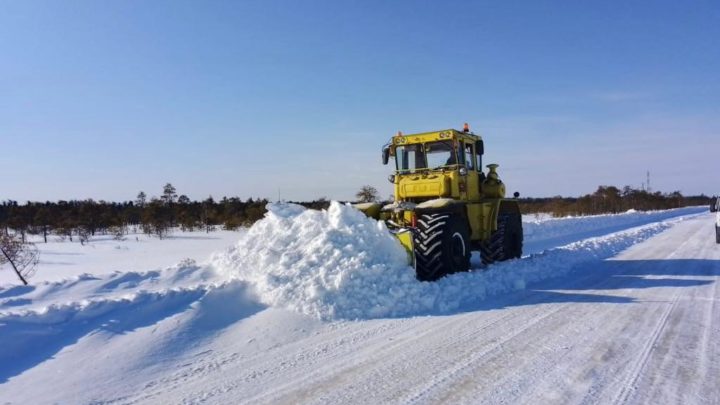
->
[464,143,474,170]
[426,142,456,168]
[395,144,426,172]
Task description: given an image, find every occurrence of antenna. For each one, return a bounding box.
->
[647,170,651,193]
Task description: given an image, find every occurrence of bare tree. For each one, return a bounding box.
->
[77,227,91,245]
[355,185,379,203]
[0,233,39,285]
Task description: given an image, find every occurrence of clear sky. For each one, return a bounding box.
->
[1,1,718,202]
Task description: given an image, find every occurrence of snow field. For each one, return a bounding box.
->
[0,229,245,285]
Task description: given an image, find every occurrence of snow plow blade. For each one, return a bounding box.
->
[393,229,415,265]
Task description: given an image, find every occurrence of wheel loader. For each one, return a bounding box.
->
[356,124,523,281]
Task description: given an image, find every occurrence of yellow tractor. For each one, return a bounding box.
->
[357,124,523,281]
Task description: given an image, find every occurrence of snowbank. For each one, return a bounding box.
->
[522,206,705,254]
[214,202,699,320]
[212,202,415,320]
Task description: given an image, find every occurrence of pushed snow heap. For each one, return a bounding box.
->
[213,201,419,319]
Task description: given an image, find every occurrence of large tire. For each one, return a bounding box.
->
[481,213,523,265]
[414,212,470,281]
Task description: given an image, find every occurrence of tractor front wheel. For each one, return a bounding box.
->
[413,213,470,281]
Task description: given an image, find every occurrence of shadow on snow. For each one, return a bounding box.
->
[456,258,719,315]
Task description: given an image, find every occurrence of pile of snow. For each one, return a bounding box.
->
[213,202,697,320]
[212,202,416,319]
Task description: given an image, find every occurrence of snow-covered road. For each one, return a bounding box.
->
[139,214,719,405]
[1,207,717,404]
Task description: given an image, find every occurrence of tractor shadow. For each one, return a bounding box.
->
[457,258,720,314]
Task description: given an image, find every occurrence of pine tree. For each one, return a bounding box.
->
[161,183,177,205]
[136,191,147,208]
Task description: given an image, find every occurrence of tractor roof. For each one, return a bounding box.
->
[391,128,481,146]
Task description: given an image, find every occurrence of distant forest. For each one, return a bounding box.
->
[0,183,712,243]
[0,183,329,243]
[519,186,711,217]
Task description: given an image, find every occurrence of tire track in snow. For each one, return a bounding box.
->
[612,292,680,405]
[608,221,720,404]
[401,301,577,405]
[264,306,545,405]
[696,260,720,402]
[469,217,714,405]
[127,319,423,404]
[610,227,697,405]
[395,221,707,404]
[399,271,636,404]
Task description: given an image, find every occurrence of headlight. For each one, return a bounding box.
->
[459,167,468,176]
[388,174,396,183]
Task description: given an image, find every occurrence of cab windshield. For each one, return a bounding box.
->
[395,141,459,173]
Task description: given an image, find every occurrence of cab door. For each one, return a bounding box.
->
[463,142,481,201]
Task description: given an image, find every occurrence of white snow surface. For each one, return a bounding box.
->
[0,203,716,404]
[0,229,244,285]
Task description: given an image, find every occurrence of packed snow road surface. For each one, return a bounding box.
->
[0,205,717,404]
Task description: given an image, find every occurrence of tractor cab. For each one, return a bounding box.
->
[382,124,493,204]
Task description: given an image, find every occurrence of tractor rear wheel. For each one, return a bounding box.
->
[413,213,470,281]
[481,213,523,265]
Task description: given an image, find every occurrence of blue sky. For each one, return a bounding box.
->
[1,1,718,202]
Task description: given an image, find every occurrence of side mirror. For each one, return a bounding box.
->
[476,140,484,155]
[382,147,390,165]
